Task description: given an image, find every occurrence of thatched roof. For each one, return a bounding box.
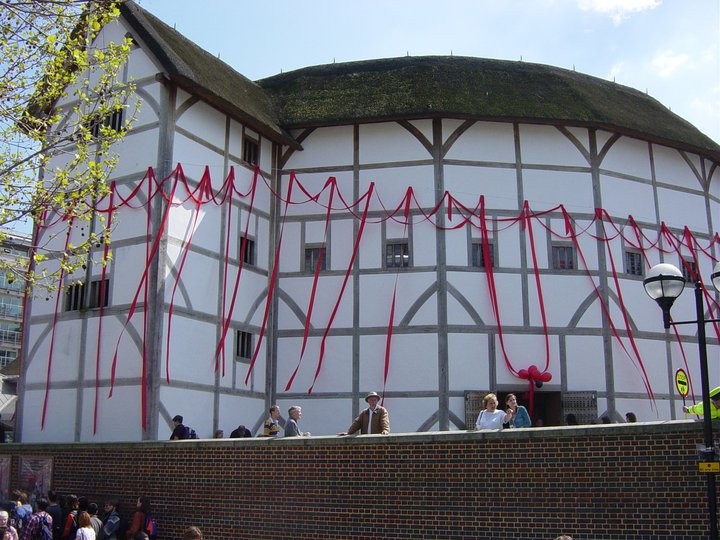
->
[124,1,718,161]
[120,1,297,147]
[258,56,720,161]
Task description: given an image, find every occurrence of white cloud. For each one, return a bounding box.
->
[651,51,689,78]
[578,0,661,24]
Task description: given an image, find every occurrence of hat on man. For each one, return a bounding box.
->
[710,387,720,400]
[365,391,381,402]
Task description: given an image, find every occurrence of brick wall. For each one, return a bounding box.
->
[0,420,715,539]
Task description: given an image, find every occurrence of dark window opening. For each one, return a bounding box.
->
[385,241,410,268]
[305,246,326,273]
[471,241,494,268]
[551,245,575,270]
[243,137,259,165]
[236,330,253,361]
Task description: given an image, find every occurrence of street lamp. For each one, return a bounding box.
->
[644,262,720,540]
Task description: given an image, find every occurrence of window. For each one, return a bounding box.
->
[386,241,410,268]
[0,350,16,369]
[471,241,494,268]
[551,245,575,270]
[240,237,255,265]
[89,109,124,138]
[0,271,22,292]
[624,251,643,276]
[65,278,109,311]
[681,258,698,283]
[235,330,253,361]
[242,137,259,166]
[304,246,326,273]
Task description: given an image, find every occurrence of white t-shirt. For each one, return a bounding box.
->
[76,527,96,540]
[476,409,507,430]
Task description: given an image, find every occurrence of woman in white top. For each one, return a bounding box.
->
[75,511,96,540]
[475,393,512,429]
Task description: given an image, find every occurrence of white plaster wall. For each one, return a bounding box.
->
[161,386,216,439]
[599,175,656,224]
[359,273,438,327]
[447,333,491,391]
[275,336,352,394]
[653,145,703,190]
[444,121,516,163]
[493,334,561,386]
[519,124,589,167]
[21,388,78,443]
[359,122,431,164]
[386,396,440,433]
[359,333,439,392]
[610,338,668,394]
[279,275,353,328]
[522,169,594,214]
[600,137,652,179]
[444,165,519,211]
[218,395,266,436]
[160,317,219,385]
[285,126,354,169]
[176,100,227,151]
[80,385,143,441]
[656,186,709,231]
[360,166,435,211]
[565,335,608,390]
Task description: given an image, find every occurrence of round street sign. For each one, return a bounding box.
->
[675,369,689,397]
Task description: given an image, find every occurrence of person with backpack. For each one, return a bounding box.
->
[0,510,19,540]
[10,490,32,534]
[123,498,154,540]
[169,415,189,440]
[19,497,52,540]
[60,496,78,540]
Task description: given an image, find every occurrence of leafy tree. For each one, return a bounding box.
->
[0,0,136,290]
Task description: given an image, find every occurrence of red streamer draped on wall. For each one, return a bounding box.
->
[34,164,719,431]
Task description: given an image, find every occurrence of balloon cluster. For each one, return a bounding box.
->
[518,364,552,388]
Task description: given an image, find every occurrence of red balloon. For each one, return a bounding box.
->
[540,371,552,382]
[518,369,529,379]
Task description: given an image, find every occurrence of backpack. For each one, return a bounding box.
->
[187,426,198,439]
[11,505,31,532]
[63,511,78,540]
[144,514,158,539]
[35,514,53,540]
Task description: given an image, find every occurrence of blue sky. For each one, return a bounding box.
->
[137,0,720,144]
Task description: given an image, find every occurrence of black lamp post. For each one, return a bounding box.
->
[644,262,720,540]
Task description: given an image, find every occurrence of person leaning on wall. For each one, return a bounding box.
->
[338,392,390,435]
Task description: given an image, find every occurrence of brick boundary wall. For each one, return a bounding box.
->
[0,420,716,539]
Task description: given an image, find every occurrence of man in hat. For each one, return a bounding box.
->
[338,391,390,435]
[683,386,720,419]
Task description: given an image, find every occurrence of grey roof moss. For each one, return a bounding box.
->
[125,1,719,161]
[258,56,720,160]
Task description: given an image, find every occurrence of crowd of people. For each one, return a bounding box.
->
[0,490,203,540]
